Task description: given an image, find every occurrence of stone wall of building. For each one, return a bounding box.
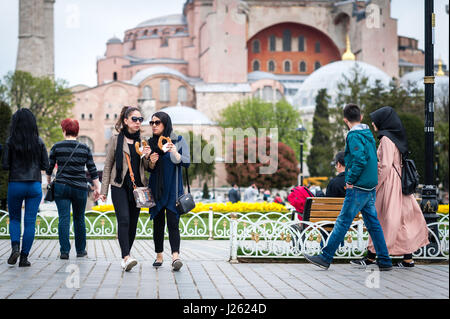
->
[195,91,253,122]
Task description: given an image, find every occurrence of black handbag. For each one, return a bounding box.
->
[175,165,195,215]
[44,143,80,202]
[393,153,420,195]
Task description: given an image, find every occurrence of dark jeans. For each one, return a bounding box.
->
[111,185,140,259]
[54,183,88,254]
[153,208,180,254]
[321,188,392,267]
[7,182,42,256]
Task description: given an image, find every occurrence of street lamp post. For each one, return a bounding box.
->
[296,125,307,186]
[421,0,439,244]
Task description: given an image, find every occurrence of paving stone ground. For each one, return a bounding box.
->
[0,239,448,299]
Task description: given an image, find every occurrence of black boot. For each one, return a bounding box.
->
[7,243,20,265]
[18,253,31,267]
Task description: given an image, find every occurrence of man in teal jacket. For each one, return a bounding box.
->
[304,104,392,271]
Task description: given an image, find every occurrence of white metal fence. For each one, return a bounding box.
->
[0,209,447,260]
[228,213,449,261]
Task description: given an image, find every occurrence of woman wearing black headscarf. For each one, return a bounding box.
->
[351,106,429,269]
[100,106,151,272]
[147,111,190,271]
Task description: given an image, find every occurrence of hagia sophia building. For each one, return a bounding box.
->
[16,0,449,187]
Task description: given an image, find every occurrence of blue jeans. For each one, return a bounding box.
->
[54,183,87,254]
[320,188,392,267]
[7,181,42,256]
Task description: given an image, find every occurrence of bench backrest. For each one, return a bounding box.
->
[303,197,361,223]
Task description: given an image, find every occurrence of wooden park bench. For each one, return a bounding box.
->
[291,196,422,231]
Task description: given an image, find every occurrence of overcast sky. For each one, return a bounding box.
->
[0,0,448,87]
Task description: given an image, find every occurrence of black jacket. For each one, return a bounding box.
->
[2,137,49,182]
[326,172,346,197]
[228,188,241,203]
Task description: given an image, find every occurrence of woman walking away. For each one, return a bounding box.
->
[99,106,151,271]
[351,106,429,269]
[148,111,190,271]
[2,109,49,267]
[46,118,100,260]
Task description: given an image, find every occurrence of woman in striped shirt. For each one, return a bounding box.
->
[46,118,100,260]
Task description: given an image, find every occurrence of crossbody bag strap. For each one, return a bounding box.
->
[392,153,403,180]
[55,143,80,181]
[125,153,137,189]
[175,165,191,196]
[184,166,191,194]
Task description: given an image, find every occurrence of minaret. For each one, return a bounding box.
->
[16,0,55,78]
[43,0,55,78]
[342,34,356,61]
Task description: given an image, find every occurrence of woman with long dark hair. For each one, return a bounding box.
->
[46,118,100,259]
[99,106,151,271]
[2,108,49,267]
[351,106,429,268]
[147,111,190,271]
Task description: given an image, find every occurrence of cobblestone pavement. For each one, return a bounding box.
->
[0,239,448,299]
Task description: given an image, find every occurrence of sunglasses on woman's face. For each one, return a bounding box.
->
[131,116,144,123]
[150,120,162,126]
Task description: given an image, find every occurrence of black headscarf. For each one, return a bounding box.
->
[114,128,140,184]
[369,106,409,155]
[148,111,174,200]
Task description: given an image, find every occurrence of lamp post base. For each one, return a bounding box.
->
[420,185,440,255]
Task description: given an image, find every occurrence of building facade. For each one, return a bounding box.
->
[68,0,399,187]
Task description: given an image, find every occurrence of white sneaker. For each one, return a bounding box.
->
[121,257,138,272]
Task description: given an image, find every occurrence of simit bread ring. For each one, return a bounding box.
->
[134,140,148,156]
[158,136,172,151]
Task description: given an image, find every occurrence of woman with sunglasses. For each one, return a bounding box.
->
[99,106,151,271]
[147,112,190,271]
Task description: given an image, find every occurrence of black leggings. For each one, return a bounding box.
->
[111,186,140,258]
[153,208,180,254]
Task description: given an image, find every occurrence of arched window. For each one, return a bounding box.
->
[253,88,261,99]
[262,86,273,101]
[77,136,94,152]
[178,86,187,103]
[299,61,306,72]
[160,79,170,102]
[142,85,152,100]
[298,36,305,52]
[113,72,117,81]
[282,30,291,51]
[275,90,282,101]
[131,33,136,50]
[269,35,276,52]
[252,60,260,71]
[315,41,321,53]
[143,30,148,37]
[106,114,109,120]
[268,60,275,72]
[252,40,260,53]
[314,61,321,70]
[81,113,85,120]
[284,60,291,72]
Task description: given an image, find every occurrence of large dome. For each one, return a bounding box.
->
[136,14,187,28]
[292,61,392,111]
[400,70,449,104]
